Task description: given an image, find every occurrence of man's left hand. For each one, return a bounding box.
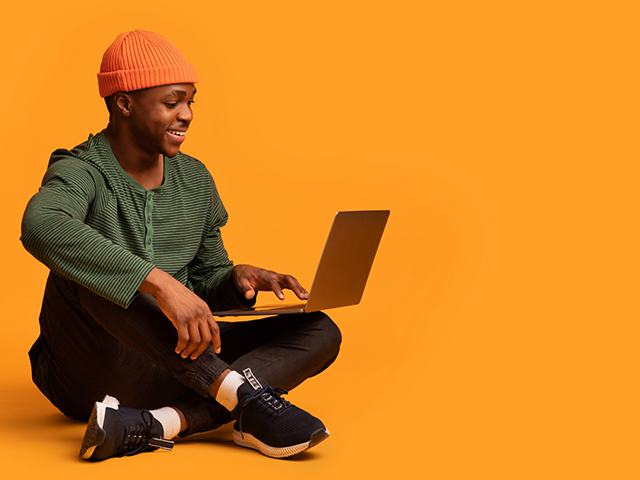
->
[231,264,309,301]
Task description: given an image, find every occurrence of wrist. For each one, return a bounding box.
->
[139,268,170,297]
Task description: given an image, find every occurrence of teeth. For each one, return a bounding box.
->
[168,130,185,136]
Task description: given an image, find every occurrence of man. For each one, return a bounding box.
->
[21,29,341,461]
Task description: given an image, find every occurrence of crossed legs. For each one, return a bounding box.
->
[35,273,341,437]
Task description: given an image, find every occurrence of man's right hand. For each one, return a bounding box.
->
[139,268,221,360]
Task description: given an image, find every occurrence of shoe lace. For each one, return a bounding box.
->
[237,385,290,439]
[118,410,172,456]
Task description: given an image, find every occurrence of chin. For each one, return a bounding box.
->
[162,146,181,158]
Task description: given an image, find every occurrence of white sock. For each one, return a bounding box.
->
[215,371,246,411]
[149,407,181,439]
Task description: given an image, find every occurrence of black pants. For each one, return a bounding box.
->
[30,273,342,436]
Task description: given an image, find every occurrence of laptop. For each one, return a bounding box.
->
[211,210,390,316]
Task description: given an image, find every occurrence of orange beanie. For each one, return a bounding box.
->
[97,30,198,98]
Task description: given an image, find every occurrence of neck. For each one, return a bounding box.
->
[104,123,165,190]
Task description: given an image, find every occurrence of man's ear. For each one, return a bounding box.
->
[113,92,134,117]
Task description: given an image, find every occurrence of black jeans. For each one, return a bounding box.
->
[30,273,342,436]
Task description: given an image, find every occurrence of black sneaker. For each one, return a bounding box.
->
[230,368,330,458]
[79,395,174,461]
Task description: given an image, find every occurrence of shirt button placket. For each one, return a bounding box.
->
[145,192,154,258]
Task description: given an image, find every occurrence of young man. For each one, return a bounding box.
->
[21,30,341,461]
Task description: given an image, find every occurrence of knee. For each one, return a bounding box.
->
[309,311,342,360]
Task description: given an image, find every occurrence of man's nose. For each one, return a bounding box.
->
[177,104,193,123]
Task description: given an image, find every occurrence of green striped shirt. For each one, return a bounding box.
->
[21,131,250,310]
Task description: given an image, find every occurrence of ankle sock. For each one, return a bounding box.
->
[215,371,246,411]
[149,407,181,439]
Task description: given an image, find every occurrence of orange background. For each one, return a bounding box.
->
[1,1,639,478]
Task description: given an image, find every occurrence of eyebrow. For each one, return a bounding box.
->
[166,87,197,97]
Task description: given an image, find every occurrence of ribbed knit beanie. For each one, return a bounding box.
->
[98,30,198,98]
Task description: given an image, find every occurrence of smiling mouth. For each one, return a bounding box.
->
[168,129,186,136]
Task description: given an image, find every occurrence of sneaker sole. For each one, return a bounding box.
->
[79,401,107,460]
[232,428,330,458]
[79,395,120,460]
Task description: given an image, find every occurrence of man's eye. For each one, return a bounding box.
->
[188,100,195,106]
[166,103,177,108]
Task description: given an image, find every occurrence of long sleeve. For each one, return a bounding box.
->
[21,159,154,308]
[187,174,256,311]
